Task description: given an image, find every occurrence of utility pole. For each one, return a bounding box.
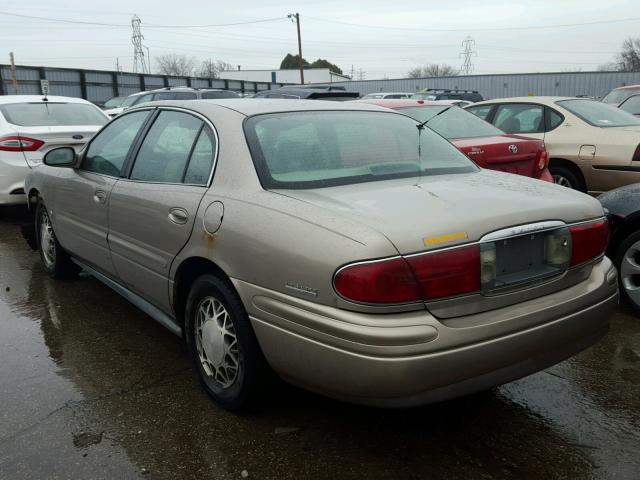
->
[357,68,365,81]
[350,64,355,80]
[288,13,304,84]
[9,52,18,94]
[145,46,151,74]
[459,36,477,75]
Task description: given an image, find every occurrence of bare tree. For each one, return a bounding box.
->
[199,59,234,79]
[617,37,640,71]
[156,54,197,76]
[407,64,458,78]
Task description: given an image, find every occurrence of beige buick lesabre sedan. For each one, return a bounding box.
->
[466,97,640,194]
[24,100,618,410]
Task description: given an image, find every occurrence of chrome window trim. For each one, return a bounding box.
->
[123,105,220,188]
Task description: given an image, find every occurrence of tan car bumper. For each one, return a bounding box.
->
[234,257,618,407]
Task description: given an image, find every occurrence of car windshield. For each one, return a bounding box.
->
[557,99,640,128]
[103,97,125,108]
[120,95,143,108]
[0,102,108,126]
[244,111,478,189]
[398,106,504,138]
[602,87,640,104]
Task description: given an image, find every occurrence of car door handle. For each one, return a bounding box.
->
[168,208,189,225]
[93,190,107,204]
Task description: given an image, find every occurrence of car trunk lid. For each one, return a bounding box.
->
[10,125,101,166]
[451,135,544,179]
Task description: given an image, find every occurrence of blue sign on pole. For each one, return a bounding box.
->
[271,71,277,83]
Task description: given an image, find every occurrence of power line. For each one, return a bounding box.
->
[305,14,640,32]
[0,11,285,29]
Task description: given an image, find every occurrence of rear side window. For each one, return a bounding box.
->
[0,102,107,127]
[83,111,150,176]
[619,95,640,115]
[400,106,504,139]
[546,108,564,131]
[493,104,544,134]
[130,111,204,183]
[466,105,493,120]
[184,128,216,185]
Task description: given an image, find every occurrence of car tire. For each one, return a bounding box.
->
[185,274,273,410]
[550,165,586,192]
[614,230,640,315]
[35,200,80,279]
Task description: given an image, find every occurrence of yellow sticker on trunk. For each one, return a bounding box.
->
[423,231,468,246]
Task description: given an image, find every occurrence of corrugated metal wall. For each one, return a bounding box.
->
[329,71,640,99]
[0,64,281,103]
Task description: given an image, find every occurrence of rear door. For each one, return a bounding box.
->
[107,108,217,312]
[51,110,152,276]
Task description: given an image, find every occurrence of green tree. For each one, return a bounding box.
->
[311,58,343,74]
[280,53,310,70]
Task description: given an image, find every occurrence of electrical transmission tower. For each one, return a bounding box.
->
[459,36,477,75]
[131,14,148,74]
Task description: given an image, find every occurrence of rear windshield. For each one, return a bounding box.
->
[201,90,240,99]
[398,106,504,139]
[602,87,640,104]
[557,99,640,128]
[244,111,478,189]
[0,102,108,127]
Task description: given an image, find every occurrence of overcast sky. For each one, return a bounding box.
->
[1,0,638,79]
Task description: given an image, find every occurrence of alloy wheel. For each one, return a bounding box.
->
[195,296,241,388]
[40,210,56,268]
[553,175,573,188]
[620,239,640,309]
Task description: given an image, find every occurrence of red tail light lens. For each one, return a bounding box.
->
[334,245,482,304]
[569,218,609,266]
[538,148,549,170]
[0,136,44,152]
[334,257,420,304]
[406,245,481,300]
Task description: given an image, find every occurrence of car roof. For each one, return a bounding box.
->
[356,99,445,109]
[470,96,578,107]
[364,92,412,95]
[615,85,640,90]
[133,99,393,117]
[0,95,94,105]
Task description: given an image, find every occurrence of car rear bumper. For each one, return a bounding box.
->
[235,257,618,407]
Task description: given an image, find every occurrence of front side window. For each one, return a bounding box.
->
[244,111,477,189]
[201,90,240,99]
[398,106,504,139]
[82,111,150,176]
[557,99,640,128]
[494,104,544,133]
[130,111,203,183]
[0,102,107,127]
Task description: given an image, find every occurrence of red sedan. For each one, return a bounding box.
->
[357,99,552,182]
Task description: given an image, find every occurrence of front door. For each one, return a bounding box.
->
[107,109,216,312]
[52,110,151,276]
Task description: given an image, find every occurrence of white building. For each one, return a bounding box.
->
[219,68,350,85]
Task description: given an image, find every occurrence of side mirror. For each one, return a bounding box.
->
[43,147,76,167]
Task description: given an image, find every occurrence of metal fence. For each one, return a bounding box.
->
[0,64,284,103]
[328,71,640,99]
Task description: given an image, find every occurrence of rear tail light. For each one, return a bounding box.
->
[334,258,420,304]
[405,245,480,300]
[335,218,608,305]
[0,136,44,152]
[632,144,640,162]
[569,218,609,266]
[538,147,549,170]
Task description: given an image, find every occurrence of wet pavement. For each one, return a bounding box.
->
[0,207,639,480]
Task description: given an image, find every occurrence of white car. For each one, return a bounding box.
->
[361,92,412,100]
[0,95,108,206]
